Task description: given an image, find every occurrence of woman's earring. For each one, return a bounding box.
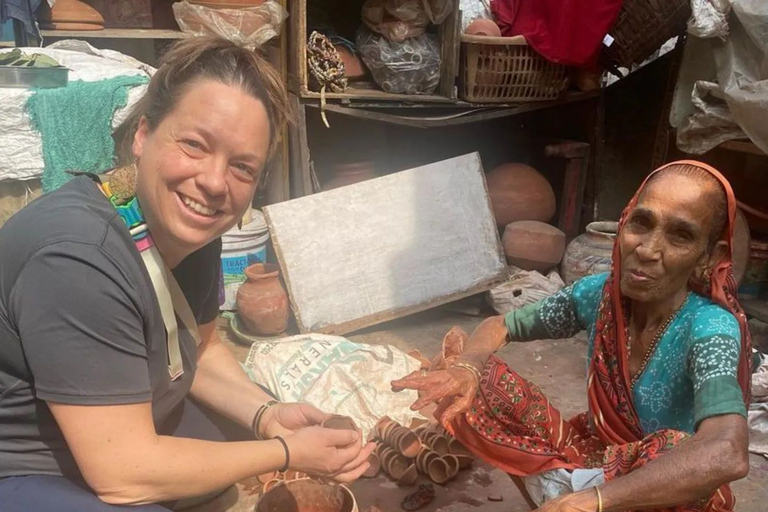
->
[110,161,138,200]
[702,267,713,286]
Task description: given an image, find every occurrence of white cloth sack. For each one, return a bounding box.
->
[243,334,423,440]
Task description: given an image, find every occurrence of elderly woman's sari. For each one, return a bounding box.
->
[444,161,752,512]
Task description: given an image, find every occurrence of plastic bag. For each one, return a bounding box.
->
[356,28,441,94]
[688,0,732,39]
[361,0,429,42]
[172,0,287,49]
[422,0,454,24]
[487,266,565,315]
[242,333,424,440]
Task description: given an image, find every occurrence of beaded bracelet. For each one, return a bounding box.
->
[251,400,280,440]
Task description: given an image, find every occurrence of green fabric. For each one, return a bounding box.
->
[25,75,149,193]
[504,273,746,435]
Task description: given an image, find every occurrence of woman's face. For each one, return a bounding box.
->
[132,79,271,264]
[619,173,719,303]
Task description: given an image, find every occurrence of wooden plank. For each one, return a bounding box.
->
[438,0,460,99]
[287,0,302,95]
[263,153,507,335]
[40,28,185,39]
[287,94,312,198]
[303,90,601,128]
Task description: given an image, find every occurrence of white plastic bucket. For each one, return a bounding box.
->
[219,210,269,310]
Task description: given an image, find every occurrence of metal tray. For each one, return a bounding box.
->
[0,65,69,89]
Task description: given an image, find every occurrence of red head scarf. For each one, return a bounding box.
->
[588,160,752,445]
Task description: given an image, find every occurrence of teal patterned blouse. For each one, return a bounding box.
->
[504,273,746,435]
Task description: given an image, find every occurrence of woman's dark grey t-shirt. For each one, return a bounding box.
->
[0,176,221,479]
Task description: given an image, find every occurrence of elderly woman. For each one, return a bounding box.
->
[394,161,751,511]
[0,37,373,511]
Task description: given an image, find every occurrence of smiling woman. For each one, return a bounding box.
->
[0,37,374,512]
[392,161,752,512]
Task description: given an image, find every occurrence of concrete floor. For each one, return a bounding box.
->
[210,298,768,512]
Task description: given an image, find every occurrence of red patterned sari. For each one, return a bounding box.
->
[444,161,752,512]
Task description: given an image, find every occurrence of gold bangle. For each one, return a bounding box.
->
[595,486,603,512]
[451,362,482,385]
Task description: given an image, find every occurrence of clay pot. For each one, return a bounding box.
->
[447,438,472,457]
[322,415,357,431]
[398,464,419,486]
[388,427,420,458]
[465,18,501,37]
[561,221,618,285]
[428,435,450,456]
[362,453,381,478]
[324,162,377,191]
[37,0,105,30]
[255,479,358,512]
[427,457,452,484]
[502,221,566,272]
[335,46,366,80]
[454,454,473,469]
[236,263,289,335]
[486,163,556,227]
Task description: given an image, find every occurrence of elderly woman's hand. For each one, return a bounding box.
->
[283,426,376,483]
[391,365,480,425]
[533,490,598,512]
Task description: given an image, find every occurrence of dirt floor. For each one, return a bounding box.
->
[201,297,768,512]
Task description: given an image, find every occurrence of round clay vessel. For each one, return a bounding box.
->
[465,18,501,36]
[255,479,358,512]
[561,221,618,285]
[236,263,289,335]
[398,464,418,486]
[427,457,452,484]
[324,162,376,191]
[322,415,357,431]
[429,435,450,456]
[448,438,472,457]
[37,0,104,30]
[502,221,566,272]
[396,430,421,458]
[362,453,381,478]
[486,163,556,227]
[335,46,366,80]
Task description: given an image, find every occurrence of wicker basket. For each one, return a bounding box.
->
[603,0,691,70]
[459,34,569,103]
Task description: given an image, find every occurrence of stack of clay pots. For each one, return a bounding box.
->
[486,163,566,273]
[373,417,473,486]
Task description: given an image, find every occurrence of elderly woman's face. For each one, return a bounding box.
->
[132,79,270,259]
[619,173,717,302]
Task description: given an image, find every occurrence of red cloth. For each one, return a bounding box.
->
[490,0,623,67]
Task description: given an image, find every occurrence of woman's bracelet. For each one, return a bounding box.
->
[251,400,280,440]
[274,436,290,472]
[594,486,603,512]
[450,362,482,386]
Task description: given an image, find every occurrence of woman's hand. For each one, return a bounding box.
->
[390,365,479,425]
[533,490,597,512]
[283,426,376,483]
[259,402,330,439]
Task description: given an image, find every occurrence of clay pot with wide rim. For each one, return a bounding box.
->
[464,18,501,36]
[486,163,556,227]
[37,0,105,30]
[255,479,358,512]
[324,162,377,191]
[502,221,566,272]
[561,221,617,285]
[236,263,289,335]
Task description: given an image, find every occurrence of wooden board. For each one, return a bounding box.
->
[263,153,507,335]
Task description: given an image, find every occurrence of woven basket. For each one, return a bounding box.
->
[603,0,691,69]
[459,34,569,103]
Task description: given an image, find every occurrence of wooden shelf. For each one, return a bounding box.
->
[40,28,186,40]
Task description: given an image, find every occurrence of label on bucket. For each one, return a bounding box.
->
[219,249,267,310]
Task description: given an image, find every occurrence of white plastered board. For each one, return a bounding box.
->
[263,152,507,335]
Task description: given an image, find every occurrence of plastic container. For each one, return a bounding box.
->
[219,209,269,310]
[459,34,569,103]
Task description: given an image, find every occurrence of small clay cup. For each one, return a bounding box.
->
[454,454,473,470]
[362,453,381,478]
[322,415,357,431]
[427,458,452,484]
[398,464,419,486]
[429,435,450,456]
[448,438,472,457]
[442,454,460,477]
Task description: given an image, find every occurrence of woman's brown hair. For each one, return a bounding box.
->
[115,36,290,177]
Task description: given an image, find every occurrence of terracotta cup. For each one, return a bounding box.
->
[398,464,419,486]
[322,415,357,431]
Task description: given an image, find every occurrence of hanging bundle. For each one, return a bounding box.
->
[307,31,348,127]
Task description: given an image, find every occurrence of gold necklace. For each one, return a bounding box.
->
[628,293,689,387]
